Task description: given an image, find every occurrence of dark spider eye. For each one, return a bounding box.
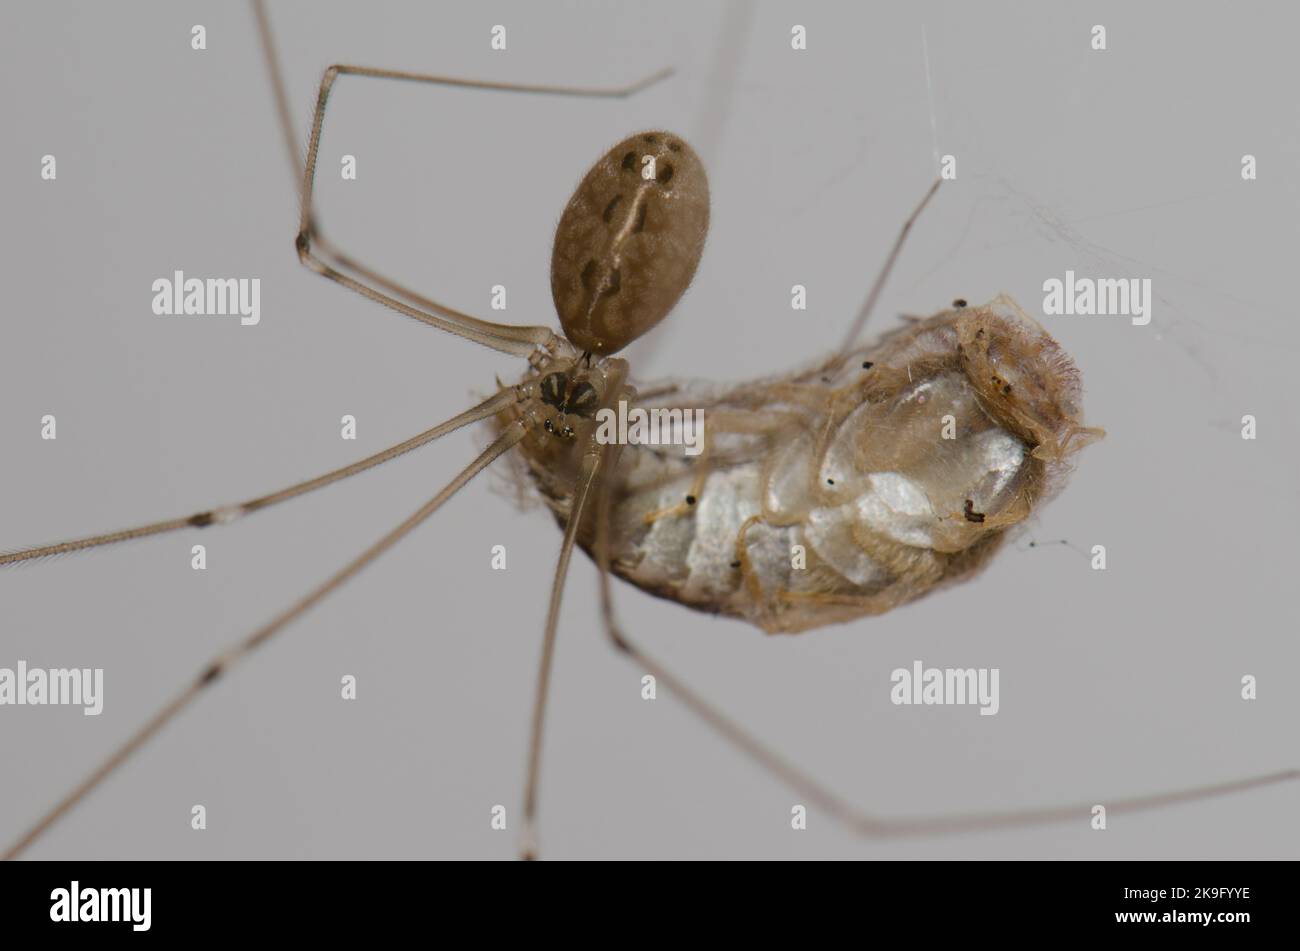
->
[621,151,636,171]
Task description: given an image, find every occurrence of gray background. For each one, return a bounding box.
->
[1,1,1296,859]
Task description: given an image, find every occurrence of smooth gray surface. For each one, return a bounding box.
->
[1,1,1296,859]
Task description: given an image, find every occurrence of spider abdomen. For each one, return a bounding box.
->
[550,131,709,355]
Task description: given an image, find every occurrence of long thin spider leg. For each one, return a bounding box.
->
[590,476,1298,842]
[251,0,302,187]
[295,63,672,355]
[827,177,942,371]
[309,226,518,342]
[0,385,528,567]
[252,1,673,358]
[252,0,547,340]
[519,363,629,860]
[518,451,602,861]
[2,418,531,860]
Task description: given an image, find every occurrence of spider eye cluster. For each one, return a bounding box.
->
[537,370,602,440]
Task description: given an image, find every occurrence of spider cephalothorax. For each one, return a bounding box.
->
[537,366,604,439]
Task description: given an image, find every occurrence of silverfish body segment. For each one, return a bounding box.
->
[512,296,1101,634]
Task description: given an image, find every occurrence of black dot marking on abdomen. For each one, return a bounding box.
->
[602,194,623,222]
